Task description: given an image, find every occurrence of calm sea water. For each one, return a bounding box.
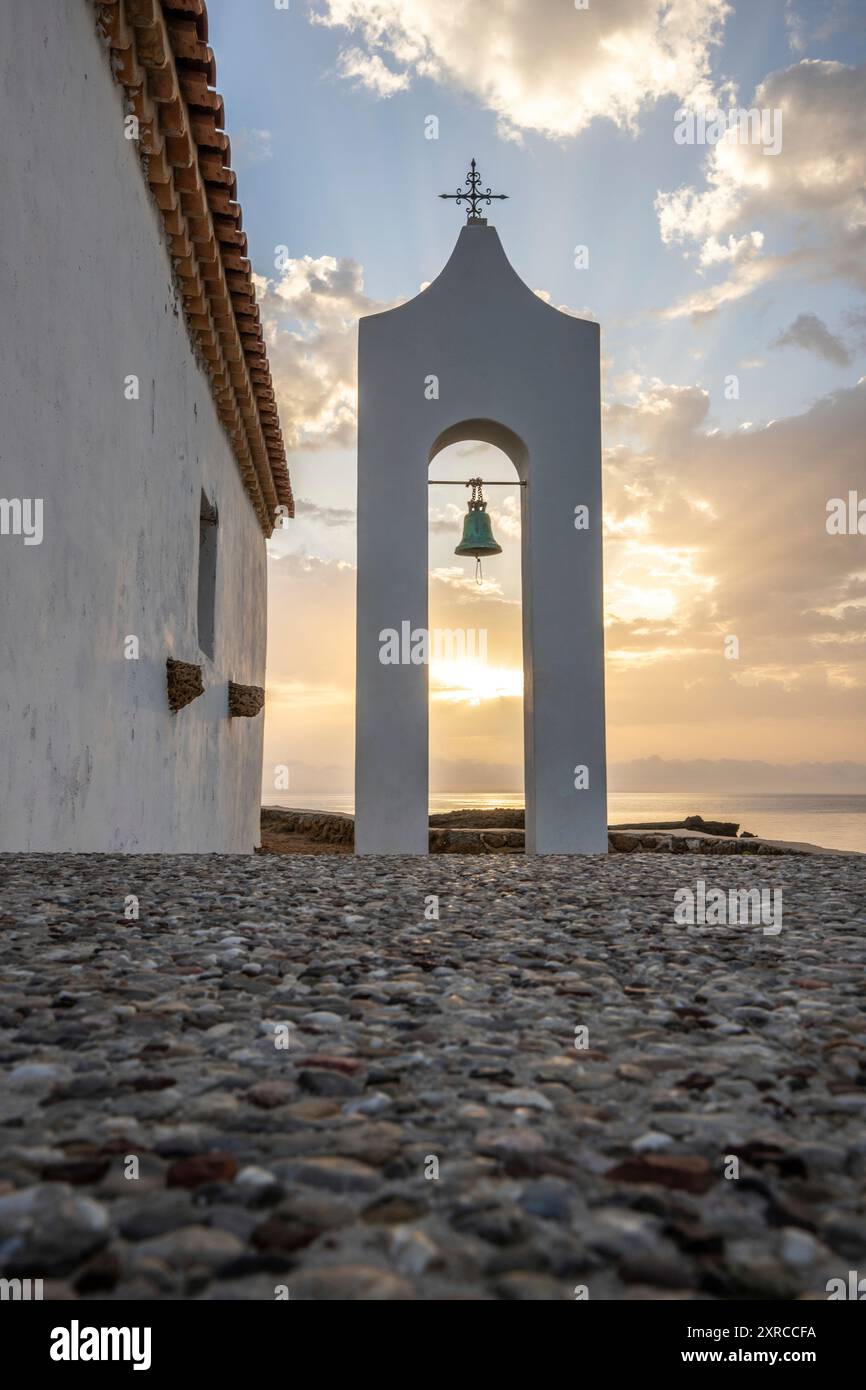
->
[268,791,866,853]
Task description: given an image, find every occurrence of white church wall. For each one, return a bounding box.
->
[0,2,266,852]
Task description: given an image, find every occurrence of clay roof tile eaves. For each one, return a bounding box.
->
[163,0,208,41]
[97,0,293,526]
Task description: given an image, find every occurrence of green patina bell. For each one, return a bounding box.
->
[455,478,502,581]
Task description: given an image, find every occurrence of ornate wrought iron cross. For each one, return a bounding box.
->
[439,158,508,224]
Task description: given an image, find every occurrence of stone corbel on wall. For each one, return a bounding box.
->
[228,681,265,718]
[165,664,264,717]
[166,658,204,712]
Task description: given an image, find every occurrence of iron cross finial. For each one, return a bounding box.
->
[439,158,508,224]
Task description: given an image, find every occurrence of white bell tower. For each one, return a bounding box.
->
[355,163,607,854]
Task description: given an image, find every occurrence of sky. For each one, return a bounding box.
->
[204,0,866,796]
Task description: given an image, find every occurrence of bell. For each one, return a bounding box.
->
[455,478,502,581]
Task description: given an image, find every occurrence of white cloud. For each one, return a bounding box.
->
[312,0,732,140]
[294,498,356,526]
[533,289,596,320]
[430,565,509,601]
[656,59,866,315]
[337,46,411,96]
[698,230,764,267]
[657,247,800,320]
[256,254,400,450]
[428,501,466,536]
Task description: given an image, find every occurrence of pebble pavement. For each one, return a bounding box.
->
[0,851,864,1301]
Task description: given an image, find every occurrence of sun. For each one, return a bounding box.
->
[430,660,524,706]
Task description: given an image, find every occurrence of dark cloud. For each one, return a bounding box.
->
[770,311,851,365]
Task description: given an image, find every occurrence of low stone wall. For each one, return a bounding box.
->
[607,829,811,856]
[261,807,837,856]
[431,809,746,838]
[429,808,525,830]
[261,807,355,846]
[429,827,525,854]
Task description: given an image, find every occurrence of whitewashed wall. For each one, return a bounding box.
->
[0,2,267,852]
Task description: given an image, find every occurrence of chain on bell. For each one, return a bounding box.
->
[454,478,503,582]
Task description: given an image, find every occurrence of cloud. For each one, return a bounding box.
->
[311,0,732,140]
[604,378,712,444]
[599,372,866,759]
[430,566,511,602]
[770,311,851,366]
[337,46,411,96]
[785,0,864,55]
[656,247,797,320]
[293,498,356,526]
[659,61,866,238]
[655,59,866,315]
[843,306,866,347]
[255,254,400,450]
[697,230,764,267]
[533,289,596,320]
[428,501,464,535]
[489,494,521,541]
[232,128,273,166]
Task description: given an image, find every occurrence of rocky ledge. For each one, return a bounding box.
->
[0,851,864,1300]
[261,807,844,857]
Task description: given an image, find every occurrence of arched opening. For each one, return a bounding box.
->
[427,424,526,818]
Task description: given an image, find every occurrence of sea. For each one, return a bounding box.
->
[268,791,866,853]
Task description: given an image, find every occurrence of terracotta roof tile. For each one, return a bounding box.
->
[95,0,292,529]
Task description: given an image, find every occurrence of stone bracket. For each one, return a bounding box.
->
[228,681,264,717]
[166,657,204,712]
